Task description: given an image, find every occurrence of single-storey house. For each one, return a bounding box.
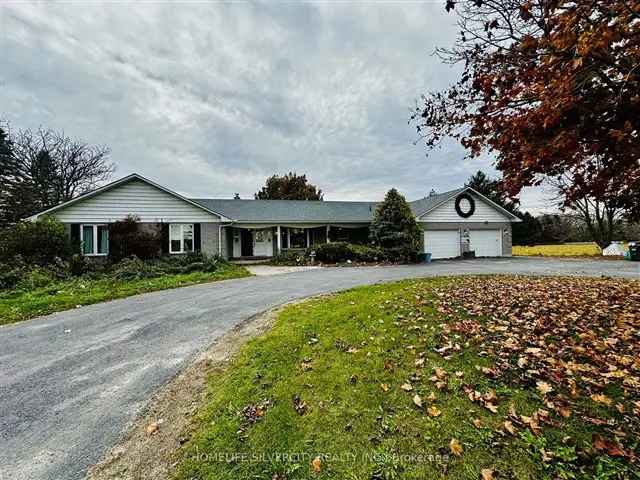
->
[28,173,520,260]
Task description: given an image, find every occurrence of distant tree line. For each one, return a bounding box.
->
[0,122,114,228]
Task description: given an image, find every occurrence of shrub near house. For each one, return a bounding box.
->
[0,217,76,265]
[312,242,387,264]
[0,217,249,324]
[108,215,162,261]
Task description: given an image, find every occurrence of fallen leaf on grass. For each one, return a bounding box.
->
[449,438,463,456]
[521,415,541,435]
[472,418,483,428]
[591,393,612,406]
[427,405,442,417]
[484,402,499,414]
[481,468,494,480]
[434,367,447,379]
[146,422,159,435]
[592,434,627,457]
[503,420,517,435]
[293,395,308,415]
[311,456,322,473]
[413,394,423,408]
[400,382,413,391]
[381,383,390,392]
[536,381,553,396]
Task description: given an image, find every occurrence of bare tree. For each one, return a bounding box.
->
[547,174,623,248]
[1,126,114,226]
[11,127,114,203]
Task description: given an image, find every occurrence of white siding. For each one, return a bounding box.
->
[52,180,221,223]
[420,192,509,223]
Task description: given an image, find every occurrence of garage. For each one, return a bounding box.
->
[424,230,460,259]
[469,229,502,257]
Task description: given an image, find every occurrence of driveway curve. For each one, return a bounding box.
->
[0,257,637,480]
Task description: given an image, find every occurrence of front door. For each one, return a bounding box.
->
[240,229,253,257]
[253,229,273,257]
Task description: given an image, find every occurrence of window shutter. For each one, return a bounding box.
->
[161,223,169,255]
[70,224,80,245]
[194,223,201,252]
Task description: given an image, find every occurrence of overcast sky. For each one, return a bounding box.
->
[1,2,549,211]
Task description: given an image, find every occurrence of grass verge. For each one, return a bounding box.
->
[512,243,602,257]
[0,263,251,326]
[174,276,639,480]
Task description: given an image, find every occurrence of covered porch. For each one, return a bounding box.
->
[223,224,369,259]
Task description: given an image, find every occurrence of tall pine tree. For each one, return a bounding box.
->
[0,126,24,228]
[465,171,519,214]
[369,188,421,261]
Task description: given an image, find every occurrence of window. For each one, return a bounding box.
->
[289,228,307,249]
[169,224,194,254]
[81,224,108,255]
[280,228,289,249]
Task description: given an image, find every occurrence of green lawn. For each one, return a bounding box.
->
[175,277,639,480]
[0,264,251,325]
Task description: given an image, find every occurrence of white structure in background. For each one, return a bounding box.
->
[602,241,627,256]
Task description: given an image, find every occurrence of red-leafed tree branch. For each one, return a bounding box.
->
[412,0,640,219]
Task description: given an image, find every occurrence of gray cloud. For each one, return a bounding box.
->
[0,1,549,211]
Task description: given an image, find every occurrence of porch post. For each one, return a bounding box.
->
[276,225,281,254]
[326,225,331,243]
[306,228,310,248]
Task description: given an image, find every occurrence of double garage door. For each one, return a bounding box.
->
[424,229,502,259]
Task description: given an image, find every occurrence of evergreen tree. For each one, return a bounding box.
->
[0,126,26,228]
[30,149,59,211]
[369,188,421,261]
[512,212,542,246]
[465,171,519,214]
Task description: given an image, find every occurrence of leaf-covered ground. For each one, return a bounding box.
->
[434,277,640,461]
[175,276,639,480]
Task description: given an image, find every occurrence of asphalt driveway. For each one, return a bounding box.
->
[0,257,637,480]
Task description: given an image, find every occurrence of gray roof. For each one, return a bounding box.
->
[30,172,514,224]
[190,198,378,223]
[190,188,463,223]
[408,188,465,217]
